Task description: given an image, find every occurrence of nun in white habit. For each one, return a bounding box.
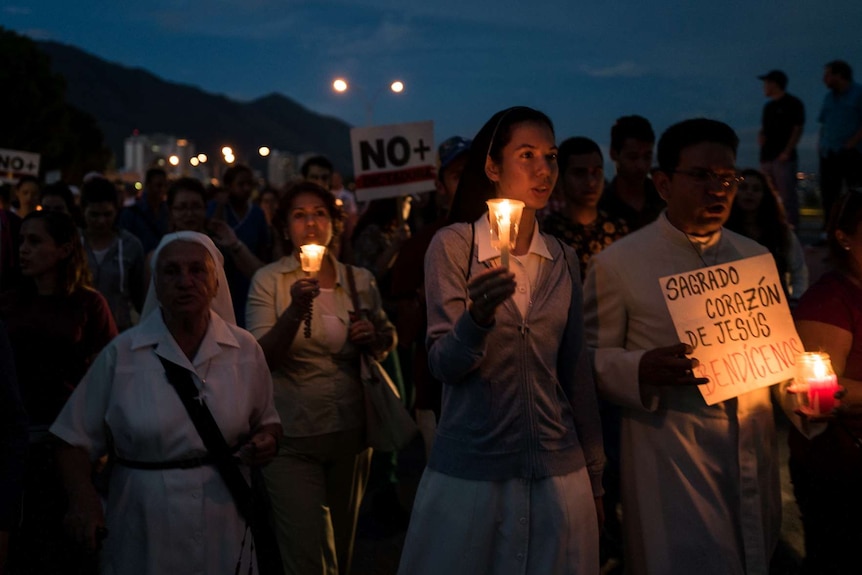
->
[51,231,281,575]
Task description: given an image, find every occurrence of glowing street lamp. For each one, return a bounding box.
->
[332,78,348,93]
[197,153,208,163]
[190,157,200,167]
[168,155,180,166]
[331,77,406,125]
[221,146,233,157]
[259,146,271,157]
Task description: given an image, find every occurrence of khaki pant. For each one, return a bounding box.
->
[263,429,372,575]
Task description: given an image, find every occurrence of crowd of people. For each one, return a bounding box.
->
[0,57,861,575]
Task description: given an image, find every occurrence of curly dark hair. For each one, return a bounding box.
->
[273,181,344,256]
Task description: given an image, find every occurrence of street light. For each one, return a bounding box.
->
[259,146,271,157]
[332,77,405,125]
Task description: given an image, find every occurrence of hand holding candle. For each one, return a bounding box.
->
[299,244,326,337]
[793,352,840,416]
[486,199,525,269]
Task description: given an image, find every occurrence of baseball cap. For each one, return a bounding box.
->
[758,70,788,90]
[438,136,471,177]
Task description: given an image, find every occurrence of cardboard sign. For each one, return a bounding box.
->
[0,148,40,185]
[660,253,802,405]
[350,121,435,202]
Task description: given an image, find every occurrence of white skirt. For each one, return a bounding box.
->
[397,467,599,575]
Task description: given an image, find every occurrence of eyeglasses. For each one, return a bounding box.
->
[672,168,745,189]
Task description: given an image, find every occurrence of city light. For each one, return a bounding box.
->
[221,146,233,157]
[259,146,271,157]
[197,153,208,163]
[331,77,406,125]
[168,155,180,166]
[224,153,236,164]
[135,182,143,191]
[190,157,200,167]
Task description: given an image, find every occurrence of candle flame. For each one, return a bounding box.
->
[812,354,827,379]
[498,200,512,222]
[299,244,326,273]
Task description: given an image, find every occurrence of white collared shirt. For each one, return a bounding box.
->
[474,213,553,318]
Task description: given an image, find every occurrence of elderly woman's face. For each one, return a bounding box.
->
[155,241,217,318]
[286,192,333,251]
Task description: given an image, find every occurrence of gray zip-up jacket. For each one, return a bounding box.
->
[425,221,604,495]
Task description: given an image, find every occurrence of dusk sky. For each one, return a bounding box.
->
[5,0,861,173]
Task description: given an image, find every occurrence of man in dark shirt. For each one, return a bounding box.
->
[758,69,805,228]
[600,115,665,231]
[118,167,170,253]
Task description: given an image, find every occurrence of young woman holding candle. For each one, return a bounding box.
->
[397,107,605,575]
[790,188,862,574]
[245,181,396,575]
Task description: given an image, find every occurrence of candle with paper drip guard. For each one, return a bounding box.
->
[299,244,326,338]
[486,199,525,269]
[793,352,840,416]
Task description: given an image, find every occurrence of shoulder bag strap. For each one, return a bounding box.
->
[157,354,253,520]
[345,265,363,316]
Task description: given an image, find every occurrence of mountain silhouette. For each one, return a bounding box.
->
[36,40,354,176]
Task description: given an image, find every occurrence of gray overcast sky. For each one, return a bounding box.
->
[5,0,861,172]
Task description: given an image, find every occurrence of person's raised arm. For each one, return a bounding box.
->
[796,319,862,416]
[208,219,266,279]
[247,272,318,371]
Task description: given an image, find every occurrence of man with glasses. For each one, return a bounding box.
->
[584,119,798,574]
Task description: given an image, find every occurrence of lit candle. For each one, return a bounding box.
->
[795,352,840,416]
[486,199,525,269]
[499,202,511,268]
[299,244,326,278]
[298,244,326,338]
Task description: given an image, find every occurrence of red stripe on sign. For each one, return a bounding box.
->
[356,166,435,189]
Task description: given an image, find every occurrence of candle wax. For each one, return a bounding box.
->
[808,374,839,414]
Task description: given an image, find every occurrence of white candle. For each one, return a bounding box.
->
[487,199,523,269]
[299,244,326,278]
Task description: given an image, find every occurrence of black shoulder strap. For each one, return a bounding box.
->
[157,355,253,520]
[345,265,363,315]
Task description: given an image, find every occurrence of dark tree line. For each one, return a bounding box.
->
[0,27,111,182]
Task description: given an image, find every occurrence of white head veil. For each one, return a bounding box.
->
[141,231,236,324]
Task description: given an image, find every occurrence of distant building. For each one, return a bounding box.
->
[123,133,202,181]
[267,149,299,189]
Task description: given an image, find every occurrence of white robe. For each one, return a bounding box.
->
[51,310,280,575]
[584,213,786,575]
